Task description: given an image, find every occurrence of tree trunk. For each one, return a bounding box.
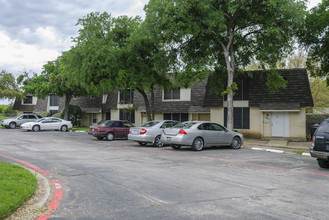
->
[223,48,235,131]
[151,85,155,120]
[136,88,152,122]
[63,92,73,121]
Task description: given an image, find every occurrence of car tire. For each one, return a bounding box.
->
[9,122,16,129]
[231,136,242,149]
[32,125,40,132]
[171,144,181,150]
[191,137,204,151]
[106,132,114,141]
[153,135,164,147]
[317,159,329,168]
[138,142,147,146]
[60,125,68,132]
[97,137,104,140]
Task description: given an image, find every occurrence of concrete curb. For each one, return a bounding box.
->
[251,147,311,156]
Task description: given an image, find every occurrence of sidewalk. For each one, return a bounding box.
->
[243,138,312,155]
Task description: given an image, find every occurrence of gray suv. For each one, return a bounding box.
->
[310,118,329,168]
[1,113,43,129]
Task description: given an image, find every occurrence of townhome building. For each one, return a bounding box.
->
[13,68,313,140]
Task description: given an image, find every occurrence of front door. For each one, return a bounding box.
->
[271,112,289,137]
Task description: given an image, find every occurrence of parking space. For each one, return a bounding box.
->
[1,129,329,219]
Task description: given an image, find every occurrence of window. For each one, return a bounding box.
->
[164,88,180,100]
[50,95,59,106]
[224,107,250,129]
[224,79,249,101]
[160,121,179,128]
[119,110,135,123]
[163,113,188,122]
[119,90,134,104]
[23,96,33,104]
[212,123,226,131]
[27,115,37,119]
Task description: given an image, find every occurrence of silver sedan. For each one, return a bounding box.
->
[161,121,243,151]
[20,117,72,132]
[128,120,179,147]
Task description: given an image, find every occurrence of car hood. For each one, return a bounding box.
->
[2,118,15,122]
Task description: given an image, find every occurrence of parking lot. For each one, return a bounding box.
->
[1,128,329,219]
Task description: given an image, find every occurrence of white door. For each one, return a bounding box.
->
[271,112,289,137]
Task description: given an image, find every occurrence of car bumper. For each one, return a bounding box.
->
[20,125,32,130]
[161,135,193,146]
[128,134,154,143]
[88,131,106,137]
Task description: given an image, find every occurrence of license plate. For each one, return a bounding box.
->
[132,129,138,134]
[166,137,171,141]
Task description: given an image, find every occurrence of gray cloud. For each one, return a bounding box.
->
[0,0,148,46]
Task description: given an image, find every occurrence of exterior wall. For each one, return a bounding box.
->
[111,109,119,120]
[191,113,210,121]
[238,106,263,138]
[289,107,307,139]
[210,108,224,125]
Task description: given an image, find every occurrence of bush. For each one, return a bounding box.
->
[52,112,63,119]
[35,112,50,117]
[68,105,82,126]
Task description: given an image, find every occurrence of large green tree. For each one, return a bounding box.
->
[299,0,329,84]
[145,0,307,130]
[120,22,173,121]
[0,70,22,100]
[17,57,88,120]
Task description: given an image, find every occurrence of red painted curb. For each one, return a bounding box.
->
[0,154,62,220]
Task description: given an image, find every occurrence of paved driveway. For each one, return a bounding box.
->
[1,129,328,219]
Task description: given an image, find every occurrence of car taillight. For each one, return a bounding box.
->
[129,130,131,134]
[140,129,147,135]
[312,136,315,143]
[178,129,187,135]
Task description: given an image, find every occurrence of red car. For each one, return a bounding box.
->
[88,120,134,141]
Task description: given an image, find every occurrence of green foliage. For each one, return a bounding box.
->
[52,112,63,119]
[299,0,329,82]
[0,70,22,100]
[266,70,287,94]
[0,162,37,219]
[35,112,50,117]
[310,77,329,110]
[68,105,82,126]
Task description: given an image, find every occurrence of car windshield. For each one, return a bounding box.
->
[173,122,197,129]
[141,121,160,127]
[97,120,110,126]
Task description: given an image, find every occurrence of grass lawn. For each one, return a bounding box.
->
[72,127,89,132]
[0,162,37,219]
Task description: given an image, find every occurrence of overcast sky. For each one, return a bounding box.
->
[0,0,323,104]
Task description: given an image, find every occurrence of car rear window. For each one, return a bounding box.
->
[317,120,329,135]
[141,121,160,127]
[97,120,110,126]
[173,122,197,129]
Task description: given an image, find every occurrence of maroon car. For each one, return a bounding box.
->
[88,120,134,141]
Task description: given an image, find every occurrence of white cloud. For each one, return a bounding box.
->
[0,31,60,75]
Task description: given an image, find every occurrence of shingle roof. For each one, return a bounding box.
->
[203,68,313,108]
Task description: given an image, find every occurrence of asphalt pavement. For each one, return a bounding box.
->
[0,129,327,220]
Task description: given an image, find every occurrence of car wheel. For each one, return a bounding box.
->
[32,125,40,132]
[60,125,68,132]
[191,137,204,151]
[317,159,329,168]
[171,144,181,150]
[138,142,147,146]
[9,122,16,129]
[231,136,242,149]
[97,137,104,140]
[153,135,164,147]
[106,132,114,141]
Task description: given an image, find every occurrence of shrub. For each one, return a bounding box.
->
[52,112,63,119]
[35,112,50,117]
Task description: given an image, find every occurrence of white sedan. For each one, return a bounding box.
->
[20,117,72,132]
